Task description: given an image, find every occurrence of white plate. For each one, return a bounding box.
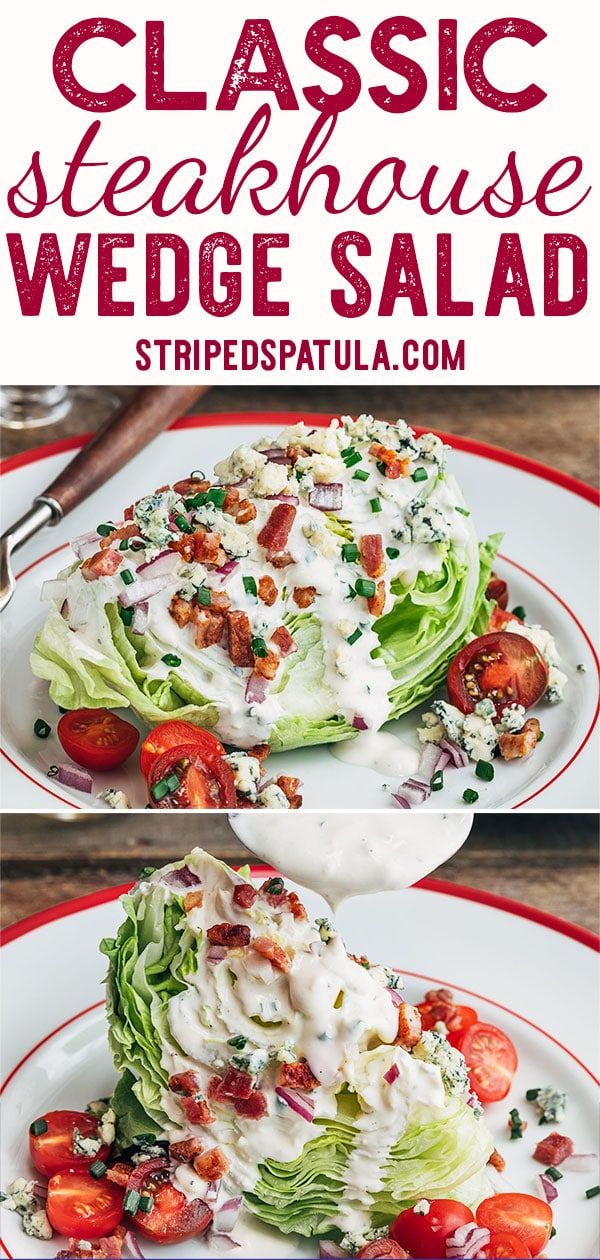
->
[1,415,598,809]
[1,871,598,1259]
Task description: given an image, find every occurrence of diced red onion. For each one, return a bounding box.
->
[217,559,240,582]
[391,792,412,809]
[319,1244,347,1258]
[41,578,68,603]
[352,714,368,731]
[536,1173,559,1205]
[389,988,405,1008]
[275,1086,315,1123]
[119,574,176,607]
[446,1223,491,1258]
[131,601,149,635]
[71,530,101,560]
[124,1230,146,1258]
[208,1236,240,1253]
[308,483,343,512]
[56,763,93,794]
[265,493,300,505]
[439,737,469,768]
[245,672,269,705]
[206,945,227,964]
[205,1180,221,1202]
[384,1063,399,1085]
[32,1181,48,1203]
[419,741,447,780]
[264,448,293,465]
[562,1153,599,1173]
[392,775,431,809]
[162,864,201,890]
[137,550,179,577]
[213,1197,242,1236]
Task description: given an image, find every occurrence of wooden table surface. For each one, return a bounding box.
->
[2,385,598,487]
[1,812,598,933]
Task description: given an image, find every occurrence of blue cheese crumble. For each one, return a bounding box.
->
[134,489,180,548]
[533,1086,567,1124]
[413,1030,470,1096]
[1,1180,53,1240]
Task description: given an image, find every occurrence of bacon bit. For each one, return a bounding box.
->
[359,534,386,579]
[270,550,294,569]
[259,878,289,908]
[207,922,251,948]
[369,442,410,481]
[279,1060,319,1091]
[169,1071,202,1096]
[123,505,134,521]
[253,936,291,972]
[183,890,204,912]
[248,742,271,762]
[368,579,386,617]
[193,607,225,649]
[254,650,280,680]
[235,498,257,524]
[350,952,371,969]
[105,1162,133,1187]
[207,1076,228,1104]
[424,987,454,1004]
[276,776,303,809]
[395,1003,422,1049]
[271,625,296,657]
[226,610,254,667]
[498,717,541,761]
[287,889,307,915]
[193,1148,229,1181]
[174,478,210,496]
[207,589,231,612]
[233,883,258,909]
[81,548,122,581]
[533,1132,575,1166]
[169,594,194,627]
[258,575,278,606]
[357,1241,408,1258]
[170,1137,204,1162]
[220,1068,254,1100]
[169,535,194,562]
[222,486,240,513]
[99,523,139,550]
[57,1229,126,1259]
[293,585,316,608]
[234,1091,268,1119]
[488,1148,506,1172]
[181,1095,216,1125]
[257,503,296,554]
[192,529,223,566]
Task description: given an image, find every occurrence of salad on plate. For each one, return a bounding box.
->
[29,415,567,808]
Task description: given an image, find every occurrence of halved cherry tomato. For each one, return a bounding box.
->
[417,1002,478,1036]
[29,1110,110,1178]
[148,743,236,809]
[447,632,548,717]
[58,709,138,771]
[486,574,509,610]
[477,1195,552,1258]
[133,1180,212,1244]
[482,1232,533,1258]
[453,1022,518,1103]
[139,720,225,780]
[46,1171,124,1240]
[488,606,523,632]
[390,1200,475,1258]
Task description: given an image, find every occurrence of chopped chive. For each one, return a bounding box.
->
[228,1035,247,1049]
[412,468,428,483]
[151,777,170,802]
[455,506,471,516]
[386,546,400,560]
[196,585,212,607]
[585,1186,600,1199]
[184,492,207,510]
[355,577,376,599]
[252,636,268,658]
[341,447,361,468]
[341,543,359,563]
[138,1194,154,1213]
[174,513,192,533]
[89,1160,107,1180]
[165,773,181,793]
[463,788,479,805]
[526,1088,541,1101]
[119,607,134,627]
[29,1118,48,1136]
[347,627,363,645]
[134,1133,161,1147]
[376,461,388,475]
[138,866,156,879]
[120,569,135,586]
[190,470,205,481]
[545,1167,563,1182]
[369,497,382,514]
[119,538,130,551]
[430,769,444,792]
[206,487,227,509]
[509,1107,524,1138]
[512,605,526,620]
[266,877,284,895]
[162,653,181,668]
[550,1227,557,1239]
[96,523,113,537]
[34,718,51,739]
[243,576,257,597]
[475,760,494,782]
[353,469,369,482]
[537,730,545,742]
[123,1189,141,1215]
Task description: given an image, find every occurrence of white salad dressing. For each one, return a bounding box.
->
[331,727,420,777]
[230,811,473,910]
